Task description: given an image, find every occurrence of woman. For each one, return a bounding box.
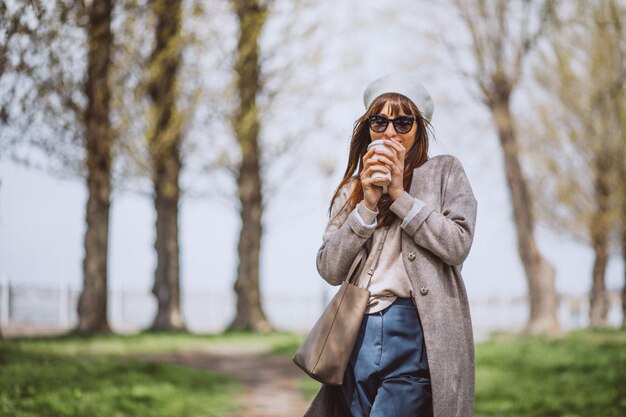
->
[304,75,478,417]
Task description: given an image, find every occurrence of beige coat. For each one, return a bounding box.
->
[305,154,478,417]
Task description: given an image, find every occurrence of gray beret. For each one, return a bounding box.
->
[363,74,434,122]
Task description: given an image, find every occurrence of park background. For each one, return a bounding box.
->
[1,0,624,335]
[1,0,625,416]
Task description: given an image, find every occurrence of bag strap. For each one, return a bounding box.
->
[347,225,391,288]
[346,249,367,284]
[364,225,390,289]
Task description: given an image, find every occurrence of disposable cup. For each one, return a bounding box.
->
[366,139,392,187]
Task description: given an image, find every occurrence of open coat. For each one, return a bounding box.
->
[305,154,478,417]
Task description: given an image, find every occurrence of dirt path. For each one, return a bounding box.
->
[148,347,310,417]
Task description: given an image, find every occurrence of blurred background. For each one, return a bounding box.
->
[1,0,624,338]
[1,1,625,416]
[0,0,626,337]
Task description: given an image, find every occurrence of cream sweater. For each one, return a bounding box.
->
[327,180,425,314]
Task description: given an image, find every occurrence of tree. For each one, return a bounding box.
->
[622,174,626,327]
[0,0,115,334]
[601,2,626,328]
[180,0,322,332]
[529,0,625,327]
[228,0,272,331]
[115,0,256,332]
[621,116,626,328]
[145,0,186,331]
[444,0,560,334]
[76,0,115,334]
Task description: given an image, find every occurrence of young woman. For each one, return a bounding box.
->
[304,75,478,417]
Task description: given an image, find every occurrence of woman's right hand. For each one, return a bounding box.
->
[360,148,389,211]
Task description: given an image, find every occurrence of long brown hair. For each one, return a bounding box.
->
[328,93,431,228]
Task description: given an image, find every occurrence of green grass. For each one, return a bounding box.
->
[6,330,303,357]
[0,330,301,417]
[2,329,624,417]
[0,345,239,417]
[475,329,626,417]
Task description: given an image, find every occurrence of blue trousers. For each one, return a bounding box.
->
[341,298,433,417]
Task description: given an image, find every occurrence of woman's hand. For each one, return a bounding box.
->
[368,138,406,201]
[360,148,389,210]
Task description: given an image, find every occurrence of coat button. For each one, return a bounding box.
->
[420,287,429,296]
[407,251,416,261]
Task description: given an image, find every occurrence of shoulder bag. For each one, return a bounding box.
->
[293,225,390,385]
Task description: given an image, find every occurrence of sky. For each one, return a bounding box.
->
[0,0,624,331]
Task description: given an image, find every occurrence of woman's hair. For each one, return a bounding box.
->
[328,93,431,228]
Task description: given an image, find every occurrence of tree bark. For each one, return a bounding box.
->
[490,96,560,335]
[76,0,114,335]
[589,239,608,327]
[589,152,612,327]
[150,172,184,331]
[147,0,186,331]
[622,228,626,328]
[622,165,626,328]
[229,0,272,332]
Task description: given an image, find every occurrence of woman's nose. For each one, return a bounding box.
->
[383,122,397,138]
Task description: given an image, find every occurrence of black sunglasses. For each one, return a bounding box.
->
[368,114,415,134]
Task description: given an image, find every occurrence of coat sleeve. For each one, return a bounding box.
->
[392,156,477,266]
[316,180,378,285]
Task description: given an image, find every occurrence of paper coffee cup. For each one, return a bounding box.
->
[366,139,392,187]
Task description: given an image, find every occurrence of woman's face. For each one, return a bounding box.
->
[369,101,418,151]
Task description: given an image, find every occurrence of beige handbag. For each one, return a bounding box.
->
[293,226,390,386]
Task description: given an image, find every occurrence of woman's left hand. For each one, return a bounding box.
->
[371,138,406,201]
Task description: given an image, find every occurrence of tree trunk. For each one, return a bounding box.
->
[147,0,185,331]
[229,0,272,332]
[491,99,560,335]
[620,115,626,329]
[589,239,608,327]
[622,230,626,328]
[589,152,612,327]
[150,170,184,331]
[76,0,114,335]
[622,168,626,328]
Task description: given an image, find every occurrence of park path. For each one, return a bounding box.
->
[147,345,310,417]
